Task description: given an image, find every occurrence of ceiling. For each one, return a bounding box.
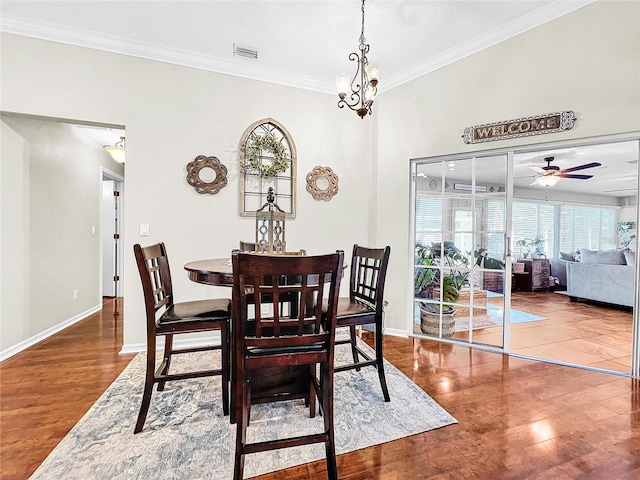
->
[416,141,639,198]
[5,0,633,196]
[0,0,593,94]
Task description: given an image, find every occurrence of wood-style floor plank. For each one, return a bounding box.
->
[0,298,135,479]
[2,294,639,479]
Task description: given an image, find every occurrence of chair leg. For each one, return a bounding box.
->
[308,364,317,418]
[349,325,360,371]
[134,343,157,434]
[221,323,230,416]
[321,362,338,480]
[374,324,390,402]
[157,334,173,391]
[233,376,250,480]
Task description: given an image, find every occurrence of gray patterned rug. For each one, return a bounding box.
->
[30,336,456,479]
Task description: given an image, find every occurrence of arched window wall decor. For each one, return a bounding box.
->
[239,118,297,218]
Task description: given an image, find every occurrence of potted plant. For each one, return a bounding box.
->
[617,221,636,248]
[414,245,436,298]
[419,275,460,337]
[515,235,545,258]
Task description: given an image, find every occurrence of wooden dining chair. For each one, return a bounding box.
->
[331,244,391,402]
[239,240,256,252]
[231,250,344,480]
[133,242,231,434]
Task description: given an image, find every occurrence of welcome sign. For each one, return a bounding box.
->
[462,111,576,144]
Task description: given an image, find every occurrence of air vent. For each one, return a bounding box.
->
[233,44,259,61]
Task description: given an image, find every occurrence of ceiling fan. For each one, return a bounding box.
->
[530,156,601,187]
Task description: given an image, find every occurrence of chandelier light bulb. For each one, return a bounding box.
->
[335,74,350,98]
[366,61,380,85]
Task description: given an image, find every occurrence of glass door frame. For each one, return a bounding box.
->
[409,132,640,378]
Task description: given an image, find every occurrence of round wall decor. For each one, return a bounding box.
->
[186,155,228,195]
[306,166,339,201]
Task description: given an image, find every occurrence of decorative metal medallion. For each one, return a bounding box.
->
[306,166,339,201]
[186,155,228,195]
[462,111,576,144]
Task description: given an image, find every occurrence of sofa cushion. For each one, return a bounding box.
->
[580,248,628,265]
[624,250,636,266]
[560,251,576,261]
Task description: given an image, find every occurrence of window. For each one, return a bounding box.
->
[559,205,616,252]
[485,200,506,259]
[415,196,445,246]
[512,201,616,256]
[454,210,473,253]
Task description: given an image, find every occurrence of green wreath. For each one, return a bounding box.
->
[245,133,290,177]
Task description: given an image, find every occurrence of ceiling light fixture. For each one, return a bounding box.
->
[104,136,125,164]
[336,0,379,119]
[537,174,560,187]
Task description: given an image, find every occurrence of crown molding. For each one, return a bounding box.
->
[1,1,594,96]
[0,14,334,94]
[381,0,595,92]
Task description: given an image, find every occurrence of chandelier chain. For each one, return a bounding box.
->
[359,0,366,47]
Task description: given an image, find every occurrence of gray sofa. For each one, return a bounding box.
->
[564,248,636,307]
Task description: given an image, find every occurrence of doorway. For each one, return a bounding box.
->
[411,134,640,377]
[101,169,124,298]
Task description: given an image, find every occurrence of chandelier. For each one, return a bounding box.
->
[336,0,380,119]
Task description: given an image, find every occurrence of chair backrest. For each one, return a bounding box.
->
[232,250,344,359]
[239,241,256,252]
[349,244,391,315]
[134,242,175,328]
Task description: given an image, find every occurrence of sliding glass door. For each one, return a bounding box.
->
[411,153,511,350]
[411,134,640,377]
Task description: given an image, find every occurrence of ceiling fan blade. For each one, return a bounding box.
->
[560,162,602,173]
[558,174,594,180]
[529,166,546,174]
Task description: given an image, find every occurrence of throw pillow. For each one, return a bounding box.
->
[580,248,627,265]
[559,251,576,261]
[624,250,636,266]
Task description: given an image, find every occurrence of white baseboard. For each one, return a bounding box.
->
[383,327,410,338]
[0,304,102,362]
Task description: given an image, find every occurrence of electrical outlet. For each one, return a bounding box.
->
[73,290,79,301]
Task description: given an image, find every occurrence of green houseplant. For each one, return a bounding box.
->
[617,221,636,248]
[515,235,545,258]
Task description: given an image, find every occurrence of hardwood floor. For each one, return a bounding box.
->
[456,291,633,374]
[0,298,135,479]
[2,296,640,479]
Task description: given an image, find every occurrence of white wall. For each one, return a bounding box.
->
[375,0,640,332]
[0,121,29,350]
[0,32,372,352]
[0,115,125,355]
[1,1,638,352]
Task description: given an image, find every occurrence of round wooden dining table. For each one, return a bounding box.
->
[184,258,233,287]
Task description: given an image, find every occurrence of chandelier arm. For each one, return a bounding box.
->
[336,0,376,119]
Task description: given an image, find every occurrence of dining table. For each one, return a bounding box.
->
[184,257,240,421]
[184,255,313,424]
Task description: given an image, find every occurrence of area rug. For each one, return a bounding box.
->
[454,304,546,330]
[30,337,456,479]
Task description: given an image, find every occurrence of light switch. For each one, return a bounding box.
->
[140,223,150,236]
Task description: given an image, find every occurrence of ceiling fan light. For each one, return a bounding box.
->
[537,175,560,187]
